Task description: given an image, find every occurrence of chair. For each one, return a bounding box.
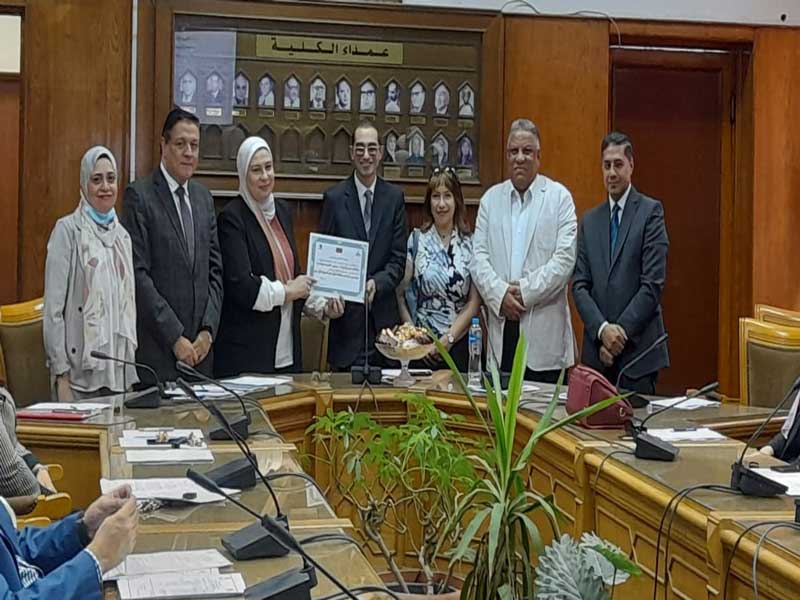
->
[754,303,800,329]
[6,464,72,529]
[301,315,329,372]
[0,298,50,407]
[739,318,800,407]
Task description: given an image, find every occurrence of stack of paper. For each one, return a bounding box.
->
[116,570,245,600]
[124,448,214,464]
[647,428,726,442]
[24,402,109,415]
[751,468,800,496]
[105,549,232,580]
[164,375,292,400]
[101,478,237,504]
[649,396,718,410]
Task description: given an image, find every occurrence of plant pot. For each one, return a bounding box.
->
[379,570,462,599]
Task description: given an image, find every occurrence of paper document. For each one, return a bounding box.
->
[122,429,203,439]
[25,402,109,412]
[221,375,292,388]
[119,438,208,449]
[124,449,214,464]
[468,382,540,395]
[105,549,231,580]
[307,233,369,303]
[116,569,245,599]
[101,478,236,505]
[751,468,800,496]
[649,396,717,410]
[647,428,726,442]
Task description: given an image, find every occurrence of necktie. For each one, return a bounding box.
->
[610,202,620,255]
[176,185,195,262]
[363,189,373,237]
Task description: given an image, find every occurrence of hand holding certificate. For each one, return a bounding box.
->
[307,233,369,304]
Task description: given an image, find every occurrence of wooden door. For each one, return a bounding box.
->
[611,49,734,394]
[0,76,21,304]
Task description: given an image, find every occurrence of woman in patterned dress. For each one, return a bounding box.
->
[396,167,480,371]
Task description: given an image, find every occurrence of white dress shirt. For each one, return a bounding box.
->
[509,184,536,281]
[354,175,377,219]
[250,200,293,369]
[160,163,192,232]
[598,183,632,340]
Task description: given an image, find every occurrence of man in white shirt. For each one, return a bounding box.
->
[472,118,577,383]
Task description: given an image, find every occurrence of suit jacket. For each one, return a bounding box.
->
[472,176,577,371]
[121,167,223,383]
[320,175,407,369]
[572,186,670,379]
[0,510,101,599]
[214,196,302,377]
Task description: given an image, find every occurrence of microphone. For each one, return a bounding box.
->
[351,289,381,385]
[189,469,366,600]
[90,350,163,409]
[614,332,669,408]
[176,378,292,561]
[187,470,315,600]
[176,360,250,441]
[730,375,800,497]
[628,381,719,461]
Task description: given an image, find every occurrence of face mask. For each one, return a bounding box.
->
[85,203,116,226]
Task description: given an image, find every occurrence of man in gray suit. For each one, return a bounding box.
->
[572,132,669,393]
[122,108,223,383]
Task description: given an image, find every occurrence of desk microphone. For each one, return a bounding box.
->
[351,288,381,385]
[190,469,375,600]
[730,375,800,497]
[90,350,163,408]
[614,332,669,408]
[628,381,719,461]
[176,378,293,561]
[176,360,250,441]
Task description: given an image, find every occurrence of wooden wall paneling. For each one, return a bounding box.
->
[502,16,610,347]
[752,28,800,311]
[135,0,156,177]
[0,76,21,304]
[719,50,754,399]
[19,0,131,299]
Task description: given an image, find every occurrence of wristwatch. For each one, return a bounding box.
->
[75,511,92,545]
[446,332,455,346]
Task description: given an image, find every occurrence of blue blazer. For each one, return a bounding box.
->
[0,510,101,599]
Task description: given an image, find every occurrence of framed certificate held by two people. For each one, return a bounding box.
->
[307,233,369,304]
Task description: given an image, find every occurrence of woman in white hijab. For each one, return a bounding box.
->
[43,146,137,401]
[214,136,314,376]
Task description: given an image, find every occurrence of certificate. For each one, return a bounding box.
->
[307,233,369,304]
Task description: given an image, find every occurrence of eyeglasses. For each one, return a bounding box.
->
[353,144,380,156]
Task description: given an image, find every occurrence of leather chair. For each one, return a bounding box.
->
[301,315,329,372]
[739,318,800,407]
[0,298,50,407]
[754,303,800,329]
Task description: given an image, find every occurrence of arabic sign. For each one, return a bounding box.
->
[256,35,403,65]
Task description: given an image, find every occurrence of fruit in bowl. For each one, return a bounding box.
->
[376,323,434,350]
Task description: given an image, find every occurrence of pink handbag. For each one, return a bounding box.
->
[566,364,633,429]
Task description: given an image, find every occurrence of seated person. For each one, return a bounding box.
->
[0,484,137,598]
[396,168,480,372]
[0,387,56,500]
[760,389,800,461]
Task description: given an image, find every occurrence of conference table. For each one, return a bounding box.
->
[16,373,800,599]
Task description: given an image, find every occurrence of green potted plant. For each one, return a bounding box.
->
[434,333,640,599]
[308,391,480,597]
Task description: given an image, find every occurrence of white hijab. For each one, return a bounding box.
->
[77,146,137,380]
[236,136,275,220]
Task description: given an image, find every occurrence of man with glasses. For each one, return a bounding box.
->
[314,121,407,370]
[122,107,223,383]
[472,118,577,383]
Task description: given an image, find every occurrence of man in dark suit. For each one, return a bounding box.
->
[572,132,669,393]
[122,108,223,383]
[318,121,407,370]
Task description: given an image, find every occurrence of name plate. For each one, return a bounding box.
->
[232,108,247,117]
[285,112,300,120]
[309,111,326,120]
[359,114,376,121]
[180,105,197,114]
[458,119,474,128]
[334,113,352,122]
[383,166,402,178]
[410,116,426,125]
[259,109,275,118]
[205,107,222,117]
[407,166,425,178]
[434,117,449,126]
[385,115,400,124]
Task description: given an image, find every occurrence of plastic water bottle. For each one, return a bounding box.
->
[468,317,482,387]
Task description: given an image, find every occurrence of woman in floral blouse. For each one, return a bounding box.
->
[396,167,480,371]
